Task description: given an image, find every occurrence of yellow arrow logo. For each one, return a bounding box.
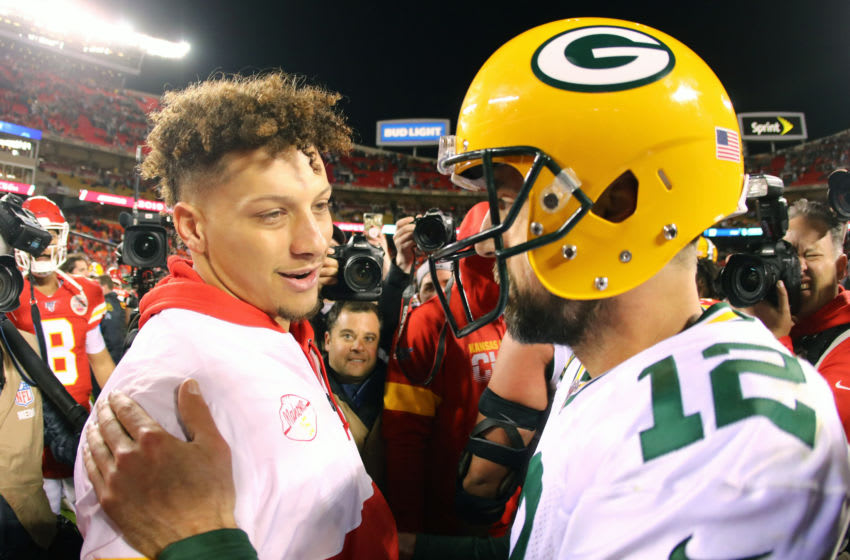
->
[778,116,794,135]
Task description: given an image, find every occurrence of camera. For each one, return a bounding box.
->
[719,174,801,313]
[0,194,51,312]
[119,211,171,269]
[322,233,384,301]
[828,169,850,221]
[413,209,456,253]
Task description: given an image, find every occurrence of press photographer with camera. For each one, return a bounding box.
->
[722,172,850,438]
[742,172,850,437]
[7,196,115,517]
[383,201,507,537]
[321,214,422,367]
[0,194,87,558]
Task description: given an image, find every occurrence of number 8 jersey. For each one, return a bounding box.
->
[510,302,850,559]
[8,271,107,406]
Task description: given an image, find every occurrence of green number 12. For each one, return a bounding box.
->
[639,342,816,463]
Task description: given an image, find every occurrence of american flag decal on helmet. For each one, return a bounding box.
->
[715,127,741,163]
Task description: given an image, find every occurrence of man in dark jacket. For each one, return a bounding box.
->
[97,274,127,364]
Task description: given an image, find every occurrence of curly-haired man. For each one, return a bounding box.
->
[74,72,398,560]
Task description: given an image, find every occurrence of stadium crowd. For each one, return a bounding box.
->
[746,128,850,187]
[4,15,850,560]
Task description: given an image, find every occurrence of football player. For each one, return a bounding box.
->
[8,196,115,514]
[430,17,850,559]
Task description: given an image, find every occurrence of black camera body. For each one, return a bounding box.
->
[322,233,384,301]
[413,209,456,253]
[0,194,51,312]
[0,194,52,257]
[119,211,171,269]
[719,174,801,313]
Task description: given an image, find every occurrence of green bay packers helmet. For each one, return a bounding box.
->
[432,17,746,335]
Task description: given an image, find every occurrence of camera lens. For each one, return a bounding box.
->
[344,256,382,292]
[414,215,450,252]
[828,169,850,221]
[739,266,762,294]
[0,255,23,312]
[720,254,776,307]
[132,233,161,260]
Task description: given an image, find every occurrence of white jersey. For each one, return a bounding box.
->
[550,343,581,392]
[511,303,850,559]
[75,308,380,559]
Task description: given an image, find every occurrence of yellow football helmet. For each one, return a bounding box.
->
[433,17,746,333]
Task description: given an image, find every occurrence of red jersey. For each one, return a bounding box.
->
[8,271,106,478]
[383,203,507,535]
[9,271,107,404]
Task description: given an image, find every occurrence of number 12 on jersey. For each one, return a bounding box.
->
[638,342,816,463]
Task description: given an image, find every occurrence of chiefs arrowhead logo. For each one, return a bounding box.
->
[279,394,317,441]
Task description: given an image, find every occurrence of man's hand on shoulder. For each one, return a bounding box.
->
[83,379,238,559]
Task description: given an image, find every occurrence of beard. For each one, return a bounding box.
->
[277,294,324,323]
[504,272,610,349]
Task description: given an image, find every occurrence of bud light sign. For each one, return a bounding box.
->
[377,119,449,146]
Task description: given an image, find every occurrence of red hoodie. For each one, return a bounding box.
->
[790,287,850,440]
[382,202,508,535]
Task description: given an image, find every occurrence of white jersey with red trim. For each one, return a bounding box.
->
[75,308,392,559]
[510,303,850,559]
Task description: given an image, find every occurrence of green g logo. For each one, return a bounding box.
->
[532,25,675,92]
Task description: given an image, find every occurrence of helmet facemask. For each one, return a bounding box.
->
[430,143,594,337]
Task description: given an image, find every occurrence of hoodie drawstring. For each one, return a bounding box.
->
[306,338,351,440]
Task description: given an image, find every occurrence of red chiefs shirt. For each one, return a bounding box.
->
[383,202,508,535]
[8,271,107,405]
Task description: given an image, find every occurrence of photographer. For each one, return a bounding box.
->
[1,329,83,559]
[383,201,507,537]
[747,198,850,436]
[0,195,84,558]
[8,196,115,515]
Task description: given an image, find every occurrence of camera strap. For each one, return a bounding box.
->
[27,275,50,366]
[393,276,454,387]
[793,322,850,367]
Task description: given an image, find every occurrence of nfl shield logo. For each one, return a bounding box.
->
[45,301,56,312]
[15,381,34,407]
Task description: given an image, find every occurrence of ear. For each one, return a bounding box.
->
[173,201,206,254]
[837,252,848,282]
[323,330,331,350]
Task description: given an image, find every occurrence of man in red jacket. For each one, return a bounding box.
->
[750,198,850,437]
[382,201,506,536]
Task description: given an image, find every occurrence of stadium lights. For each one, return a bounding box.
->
[0,0,191,59]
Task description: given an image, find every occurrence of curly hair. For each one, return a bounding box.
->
[141,71,352,206]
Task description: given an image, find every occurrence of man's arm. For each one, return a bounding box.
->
[83,378,247,559]
[87,347,115,388]
[461,333,550,500]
